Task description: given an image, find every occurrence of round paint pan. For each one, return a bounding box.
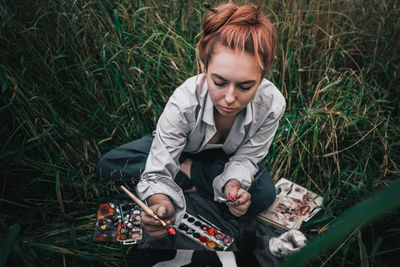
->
[223,235,232,244]
[178,223,188,231]
[199,236,209,243]
[214,232,224,240]
[206,240,217,249]
[186,227,194,235]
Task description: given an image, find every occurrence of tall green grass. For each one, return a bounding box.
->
[1,0,399,265]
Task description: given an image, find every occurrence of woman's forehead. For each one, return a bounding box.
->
[208,45,262,81]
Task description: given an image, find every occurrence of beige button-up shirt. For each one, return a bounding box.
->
[136,73,286,226]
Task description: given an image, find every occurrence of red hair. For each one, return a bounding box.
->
[197,3,276,77]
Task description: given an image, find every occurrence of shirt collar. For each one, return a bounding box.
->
[243,102,253,125]
[202,91,254,127]
[202,92,215,125]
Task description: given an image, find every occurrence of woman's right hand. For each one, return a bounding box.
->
[140,193,175,237]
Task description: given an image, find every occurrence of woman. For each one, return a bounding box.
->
[98,3,285,244]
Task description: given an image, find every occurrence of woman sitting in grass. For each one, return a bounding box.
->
[97,2,285,249]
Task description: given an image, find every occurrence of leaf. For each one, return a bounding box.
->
[342,180,360,197]
[319,80,341,93]
[55,171,71,220]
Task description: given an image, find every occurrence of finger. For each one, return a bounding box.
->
[229,206,243,217]
[226,187,240,198]
[140,211,161,226]
[235,190,251,204]
[235,197,247,206]
[236,199,251,211]
[229,193,247,206]
[141,222,164,233]
[148,231,168,237]
[156,208,175,226]
[229,198,243,206]
[230,204,247,214]
[230,200,251,215]
[140,215,168,231]
[146,228,168,237]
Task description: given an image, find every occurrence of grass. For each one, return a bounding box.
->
[1,0,399,266]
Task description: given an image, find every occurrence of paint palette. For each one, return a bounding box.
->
[93,201,143,245]
[115,201,143,245]
[177,212,234,251]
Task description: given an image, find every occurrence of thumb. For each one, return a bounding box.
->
[156,205,167,218]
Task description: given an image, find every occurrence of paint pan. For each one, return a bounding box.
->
[176,212,234,251]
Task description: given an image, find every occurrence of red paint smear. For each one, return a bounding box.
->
[227,195,235,201]
[168,227,176,235]
[227,187,240,201]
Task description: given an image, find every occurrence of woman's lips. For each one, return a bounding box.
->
[220,106,236,113]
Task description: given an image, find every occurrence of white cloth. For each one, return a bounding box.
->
[269,230,307,258]
[136,73,286,226]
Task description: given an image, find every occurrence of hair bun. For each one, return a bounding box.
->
[202,2,219,13]
[201,3,237,36]
[229,5,260,26]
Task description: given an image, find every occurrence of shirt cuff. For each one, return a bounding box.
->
[136,176,186,226]
[212,161,253,201]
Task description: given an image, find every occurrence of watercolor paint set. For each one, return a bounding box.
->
[93,201,143,245]
[177,212,234,251]
[257,178,324,233]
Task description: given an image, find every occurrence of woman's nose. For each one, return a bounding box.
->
[224,85,236,105]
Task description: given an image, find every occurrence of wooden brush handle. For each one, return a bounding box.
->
[120,185,155,216]
[120,185,173,233]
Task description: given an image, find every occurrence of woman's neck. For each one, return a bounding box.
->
[208,108,237,144]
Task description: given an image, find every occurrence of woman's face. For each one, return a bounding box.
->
[206,45,262,118]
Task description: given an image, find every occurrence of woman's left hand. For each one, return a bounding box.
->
[224,179,251,217]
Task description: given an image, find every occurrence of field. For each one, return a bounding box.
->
[1,0,399,266]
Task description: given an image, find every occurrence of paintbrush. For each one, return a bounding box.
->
[119,203,128,233]
[120,185,176,235]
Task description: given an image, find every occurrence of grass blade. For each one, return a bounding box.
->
[0,224,20,267]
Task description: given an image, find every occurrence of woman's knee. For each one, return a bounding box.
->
[96,154,112,183]
[259,182,276,210]
[248,168,277,214]
[252,185,275,212]
[96,135,153,183]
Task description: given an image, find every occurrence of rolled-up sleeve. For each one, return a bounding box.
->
[212,104,286,201]
[136,86,192,226]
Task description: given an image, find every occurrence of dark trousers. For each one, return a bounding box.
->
[97,135,276,217]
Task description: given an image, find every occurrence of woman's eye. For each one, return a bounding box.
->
[239,85,251,91]
[214,81,226,87]
[213,80,251,91]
